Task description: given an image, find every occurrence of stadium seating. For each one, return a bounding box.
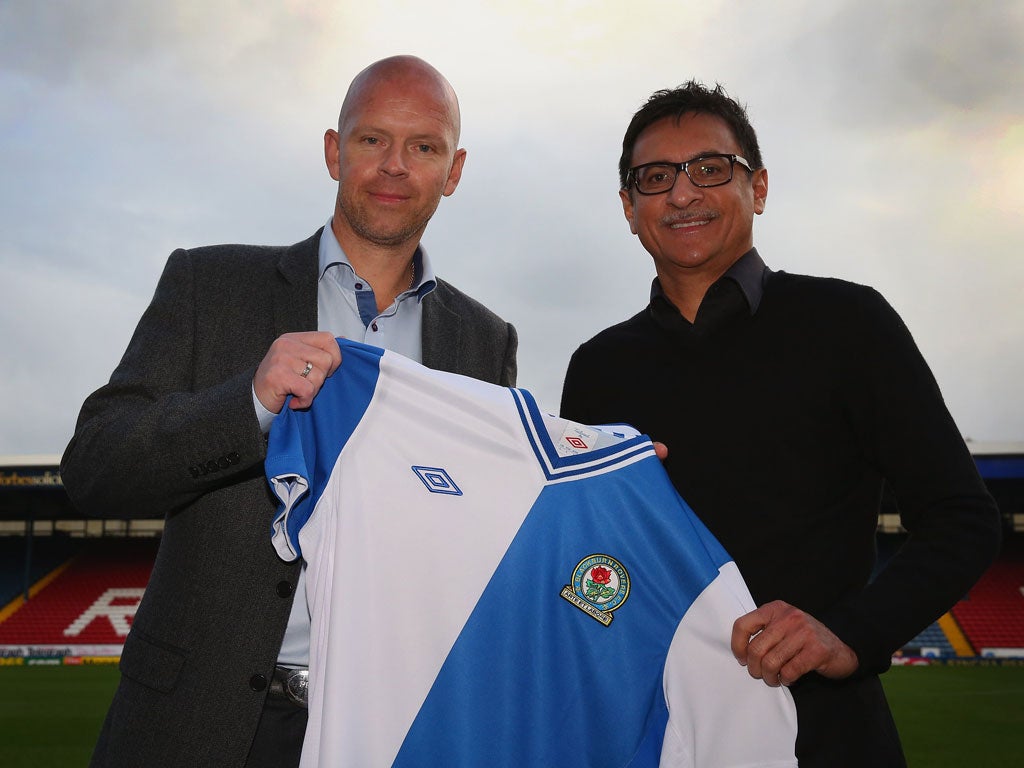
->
[952,537,1024,655]
[0,538,157,647]
[0,535,83,605]
[3,534,1023,658]
[901,622,955,657]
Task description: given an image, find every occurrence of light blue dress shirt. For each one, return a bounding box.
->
[273,219,437,666]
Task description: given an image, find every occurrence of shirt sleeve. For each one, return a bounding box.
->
[253,382,279,435]
[821,288,1001,672]
[660,562,799,767]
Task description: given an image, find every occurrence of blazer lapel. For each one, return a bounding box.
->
[272,229,322,336]
[422,280,462,372]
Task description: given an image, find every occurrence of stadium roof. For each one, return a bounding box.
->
[0,454,75,521]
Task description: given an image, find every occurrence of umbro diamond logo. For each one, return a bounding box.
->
[411,466,463,496]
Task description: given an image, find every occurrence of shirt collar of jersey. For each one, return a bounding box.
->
[318,217,438,301]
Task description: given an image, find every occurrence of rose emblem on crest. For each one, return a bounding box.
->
[585,566,617,602]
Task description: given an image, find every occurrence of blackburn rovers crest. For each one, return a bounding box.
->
[560,554,630,626]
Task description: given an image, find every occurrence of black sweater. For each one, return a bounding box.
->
[561,267,1001,766]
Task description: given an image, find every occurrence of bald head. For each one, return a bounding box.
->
[323,55,468,258]
[338,55,461,144]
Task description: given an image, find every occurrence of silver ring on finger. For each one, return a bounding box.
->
[300,361,313,378]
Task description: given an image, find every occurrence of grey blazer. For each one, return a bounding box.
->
[61,229,517,768]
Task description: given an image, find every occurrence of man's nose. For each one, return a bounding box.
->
[379,145,410,176]
[665,171,703,207]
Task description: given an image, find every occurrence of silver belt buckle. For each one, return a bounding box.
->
[283,668,309,708]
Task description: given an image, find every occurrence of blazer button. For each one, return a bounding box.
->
[249,674,268,692]
[277,581,294,598]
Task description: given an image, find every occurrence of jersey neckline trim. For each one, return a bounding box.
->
[510,388,656,482]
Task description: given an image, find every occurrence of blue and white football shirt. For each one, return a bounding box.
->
[267,339,797,768]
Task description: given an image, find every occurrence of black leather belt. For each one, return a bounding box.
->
[269,665,309,708]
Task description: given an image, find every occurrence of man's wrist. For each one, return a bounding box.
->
[252,383,278,434]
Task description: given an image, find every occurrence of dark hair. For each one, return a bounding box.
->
[619,81,763,189]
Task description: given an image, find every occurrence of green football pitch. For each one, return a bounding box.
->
[1,663,1022,766]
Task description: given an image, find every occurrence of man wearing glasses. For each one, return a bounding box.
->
[560,82,1000,766]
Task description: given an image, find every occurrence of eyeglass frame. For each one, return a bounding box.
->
[626,153,755,195]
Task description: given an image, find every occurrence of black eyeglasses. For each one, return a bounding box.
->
[627,154,754,195]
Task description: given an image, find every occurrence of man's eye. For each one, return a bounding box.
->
[696,161,725,177]
[415,144,434,153]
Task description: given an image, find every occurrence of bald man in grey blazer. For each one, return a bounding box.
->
[61,56,516,768]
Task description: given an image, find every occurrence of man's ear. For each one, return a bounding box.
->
[752,167,768,215]
[324,129,341,182]
[443,148,467,197]
[620,188,639,234]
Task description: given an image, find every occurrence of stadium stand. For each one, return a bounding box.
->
[0,539,157,649]
[901,622,956,658]
[951,536,1024,657]
[0,534,83,605]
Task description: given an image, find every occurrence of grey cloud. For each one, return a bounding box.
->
[0,2,174,86]
[777,0,1024,128]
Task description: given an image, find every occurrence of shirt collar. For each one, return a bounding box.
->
[724,247,770,314]
[649,247,770,316]
[318,217,437,299]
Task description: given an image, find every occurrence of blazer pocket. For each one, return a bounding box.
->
[119,627,187,694]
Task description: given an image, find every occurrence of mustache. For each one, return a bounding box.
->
[659,210,718,225]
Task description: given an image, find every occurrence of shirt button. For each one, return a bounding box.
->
[249,674,268,691]
[277,581,293,598]
[354,282,363,290]
[371,322,378,332]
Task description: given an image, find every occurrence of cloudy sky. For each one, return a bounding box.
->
[1,0,1022,458]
